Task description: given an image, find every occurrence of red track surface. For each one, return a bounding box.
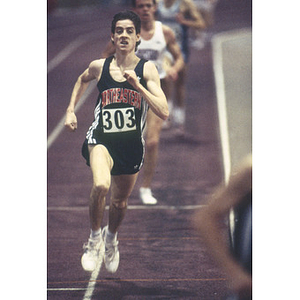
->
[47,2,251,299]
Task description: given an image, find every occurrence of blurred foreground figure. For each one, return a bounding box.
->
[193,155,252,299]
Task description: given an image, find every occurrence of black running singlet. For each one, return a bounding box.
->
[82,56,149,175]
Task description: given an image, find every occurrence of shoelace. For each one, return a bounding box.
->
[105,239,119,260]
[83,238,101,254]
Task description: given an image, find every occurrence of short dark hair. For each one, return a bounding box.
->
[111,10,141,34]
[131,0,156,7]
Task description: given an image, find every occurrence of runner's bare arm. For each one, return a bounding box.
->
[65,59,104,131]
[177,0,206,29]
[163,25,185,80]
[193,155,252,297]
[123,61,169,120]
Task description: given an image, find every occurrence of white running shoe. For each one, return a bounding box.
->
[139,187,158,205]
[81,237,104,272]
[102,226,120,273]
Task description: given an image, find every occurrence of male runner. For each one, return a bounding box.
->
[157,0,206,134]
[65,10,169,273]
[103,0,184,205]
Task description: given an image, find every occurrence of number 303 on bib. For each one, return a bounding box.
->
[102,107,137,133]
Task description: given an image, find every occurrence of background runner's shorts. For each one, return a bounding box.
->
[81,138,145,176]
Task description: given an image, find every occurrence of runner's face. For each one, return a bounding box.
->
[135,0,156,22]
[112,20,140,52]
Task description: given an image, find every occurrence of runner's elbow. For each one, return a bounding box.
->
[161,108,169,120]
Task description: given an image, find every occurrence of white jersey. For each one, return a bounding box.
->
[136,21,167,79]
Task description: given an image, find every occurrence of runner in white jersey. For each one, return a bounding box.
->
[103,0,184,205]
[157,0,185,58]
[136,20,168,79]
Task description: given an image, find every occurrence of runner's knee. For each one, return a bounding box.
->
[111,200,128,210]
[146,136,160,150]
[92,182,110,198]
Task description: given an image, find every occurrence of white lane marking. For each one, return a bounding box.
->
[48,204,204,299]
[47,204,205,211]
[47,31,100,149]
[212,33,231,184]
[47,81,96,149]
[211,28,251,184]
[212,28,251,244]
[48,38,85,73]
[83,244,105,300]
[47,31,99,73]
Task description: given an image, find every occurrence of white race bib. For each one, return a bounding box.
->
[102,107,136,133]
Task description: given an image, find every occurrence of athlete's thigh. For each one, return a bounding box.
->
[88,144,113,186]
[145,109,163,141]
[110,173,139,202]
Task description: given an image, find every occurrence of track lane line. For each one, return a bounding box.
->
[47,31,100,150]
[47,31,100,73]
[212,32,231,184]
[48,277,227,288]
[47,81,96,149]
[212,28,251,246]
[47,37,86,73]
[82,244,104,300]
[212,27,251,183]
[47,204,205,211]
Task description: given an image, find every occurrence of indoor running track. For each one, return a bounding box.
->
[47,2,251,299]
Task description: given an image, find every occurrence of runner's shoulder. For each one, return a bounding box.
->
[88,59,105,78]
[162,24,176,43]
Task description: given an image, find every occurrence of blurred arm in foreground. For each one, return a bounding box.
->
[193,154,252,299]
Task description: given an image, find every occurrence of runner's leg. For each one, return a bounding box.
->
[141,109,163,188]
[108,173,139,233]
[88,144,113,231]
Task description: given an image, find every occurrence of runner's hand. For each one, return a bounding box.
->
[123,70,140,89]
[65,111,78,131]
[166,67,178,81]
